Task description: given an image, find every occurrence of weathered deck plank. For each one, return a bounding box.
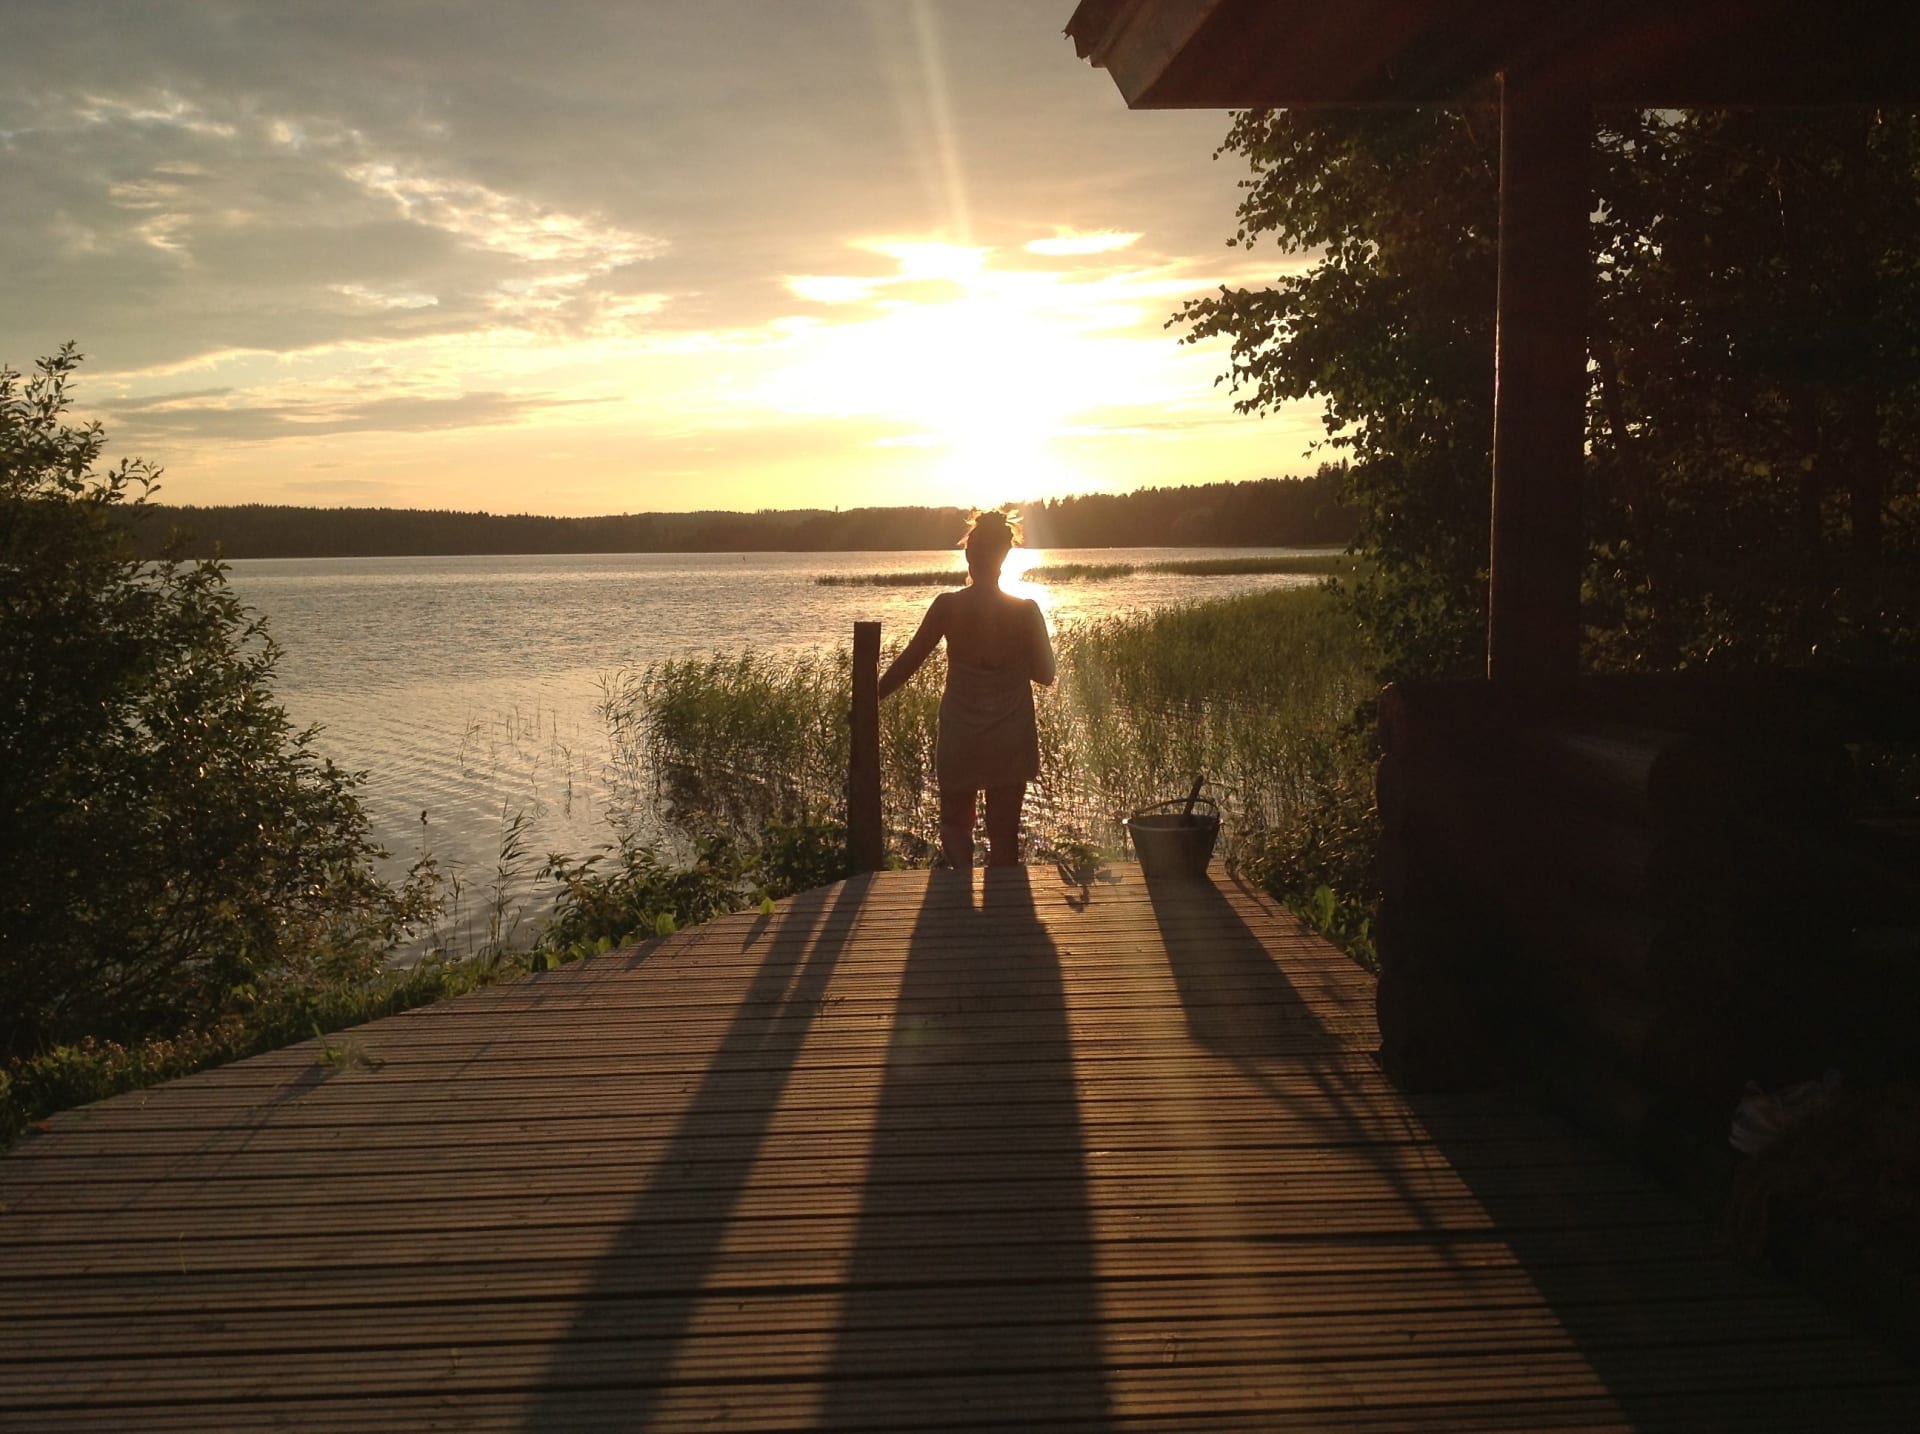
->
[4,864,1915,1431]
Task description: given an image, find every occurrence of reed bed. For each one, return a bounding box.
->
[610,586,1376,870]
[813,552,1352,587]
[1045,587,1375,852]
[814,570,964,588]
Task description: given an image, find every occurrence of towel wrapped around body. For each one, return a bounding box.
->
[936,659,1038,792]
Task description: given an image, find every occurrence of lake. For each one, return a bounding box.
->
[227,548,1324,913]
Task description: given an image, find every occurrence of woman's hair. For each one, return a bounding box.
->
[961,508,1020,576]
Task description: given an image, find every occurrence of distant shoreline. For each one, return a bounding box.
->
[117,474,1357,561]
[213,543,1344,564]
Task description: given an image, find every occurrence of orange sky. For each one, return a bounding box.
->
[2,2,1323,515]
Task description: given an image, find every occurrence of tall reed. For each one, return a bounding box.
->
[609,586,1376,869]
[1046,587,1375,854]
[601,641,949,861]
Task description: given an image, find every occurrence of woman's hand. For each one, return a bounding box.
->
[877,593,948,700]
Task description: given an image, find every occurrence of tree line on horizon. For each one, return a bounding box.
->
[115,471,1356,560]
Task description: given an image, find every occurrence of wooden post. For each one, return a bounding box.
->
[848,621,883,873]
[1488,63,1590,694]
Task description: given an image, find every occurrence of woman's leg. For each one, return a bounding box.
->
[982,782,1026,867]
[938,788,976,868]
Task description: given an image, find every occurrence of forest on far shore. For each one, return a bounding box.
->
[117,471,1355,559]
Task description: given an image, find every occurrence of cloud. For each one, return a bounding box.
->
[106,385,235,411]
[340,159,667,276]
[1025,229,1141,256]
[785,274,886,306]
[280,475,413,501]
[0,80,674,374]
[104,388,608,443]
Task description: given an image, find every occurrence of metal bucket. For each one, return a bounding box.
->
[1124,797,1221,880]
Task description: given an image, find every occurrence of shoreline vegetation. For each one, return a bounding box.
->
[815,552,1353,586]
[2,582,1378,1146]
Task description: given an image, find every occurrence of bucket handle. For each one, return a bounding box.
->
[1129,794,1220,820]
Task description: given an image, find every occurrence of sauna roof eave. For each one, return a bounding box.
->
[1064,0,1920,110]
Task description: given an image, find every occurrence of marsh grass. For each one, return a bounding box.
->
[618,585,1377,878]
[813,552,1354,586]
[815,569,965,587]
[602,642,948,863]
[1047,587,1375,853]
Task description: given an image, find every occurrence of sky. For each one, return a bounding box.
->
[2,1,1322,516]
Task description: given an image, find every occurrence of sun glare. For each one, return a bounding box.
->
[1000,545,1040,584]
[762,239,1162,507]
[997,544,1052,616]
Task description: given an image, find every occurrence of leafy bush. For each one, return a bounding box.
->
[529,816,855,971]
[535,830,750,964]
[1234,713,1382,970]
[0,952,509,1146]
[754,815,854,896]
[0,348,430,1060]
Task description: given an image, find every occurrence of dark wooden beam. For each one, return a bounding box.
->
[1067,0,1920,109]
[848,621,884,873]
[1486,64,1589,692]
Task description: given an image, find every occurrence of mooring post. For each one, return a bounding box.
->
[848,621,883,873]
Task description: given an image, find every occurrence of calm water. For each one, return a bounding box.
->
[227,548,1322,898]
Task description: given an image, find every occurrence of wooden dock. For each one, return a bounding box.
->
[4,865,1916,1430]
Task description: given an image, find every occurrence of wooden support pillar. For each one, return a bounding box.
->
[848,620,883,873]
[1488,64,1590,694]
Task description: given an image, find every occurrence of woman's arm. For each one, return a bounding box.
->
[876,594,947,700]
[1027,599,1057,686]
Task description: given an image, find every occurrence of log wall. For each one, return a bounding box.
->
[1377,667,1920,1191]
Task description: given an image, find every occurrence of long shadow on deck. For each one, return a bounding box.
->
[1148,872,1920,1427]
[522,877,866,1432]
[1150,871,1350,1059]
[818,867,1110,1426]
[1147,871,1454,1229]
[1402,1077,1920,1426]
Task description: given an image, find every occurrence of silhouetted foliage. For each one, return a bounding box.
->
[1588,108,1920,668]
[0,348,427,1061]
[1178,107,1500,681]
[1178,105,1920,678]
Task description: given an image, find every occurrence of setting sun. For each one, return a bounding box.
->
[756,235,1261,509]
[768,238,1136,502]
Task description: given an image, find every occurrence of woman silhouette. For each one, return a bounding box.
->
[877,510,1056,867]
